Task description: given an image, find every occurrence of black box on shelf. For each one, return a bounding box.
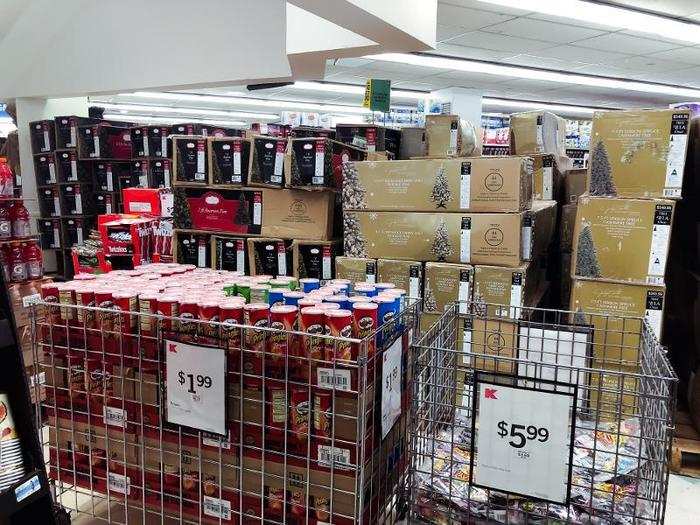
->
[209,137,251,186]
[171,123,206,136]
[95,192,119,215]
[39,187,62,217]
[173,136,208,183]
[286,137,333,189]
[175,232,211,267]
[203,125,244,138]
[29,120,56,154]
[62,217,93,247]
[77,124,132,159]
[55,150,91,183]
[93,161,131,192]
[60,183,94,216]
[131,159,171,188]
[130,126,172,158]
[34,154,57,186]
[212,235,248,274]
[38,218,62,249]
[249,135,287,188]
[384,127,401,160]
[335,123,386,152]
[292,240,339,280]
[247,238,293,276]
[54,116,101,149]
[291,126,335,139]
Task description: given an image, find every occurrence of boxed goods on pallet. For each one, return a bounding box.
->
[342,157,532,212]
[588,108,690,199]
[425,115,478,157]
[38,187,61,217]
[174,231,211,267]
[54,115,101,149]
[249,135,287,188]
[248,238,292,276]
[509,111,566,157]
[292,240,340,280]
[130,125,171,158]
[572,196,674,284]
[209,137,251,186]
[344,201,557,267]
[34,154,57,185]
[56,150,90,183]
[564,168,588,204]
[285,137,333,189]
[60,183,93,216]
[38,218,62,249]
[399,127,426,159]
[29,119,55,154]
[423,262,473,314]
[94,193,117,215]
[173,135,207,184]
[472,263,543,317]
[377,259,422,299]
[335,256,377,284]
[94,161,131,192]
[532,154,561,201]
[78,124,132,159]
[335,123,386,152]
[213,235,248,273]
[260,188,334,240]
[132,159,172,188]
[173,187,262,235]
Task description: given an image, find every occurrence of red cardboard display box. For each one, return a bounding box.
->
[98,215,155,266]
[173,188,262,234]
[123,187,174,218]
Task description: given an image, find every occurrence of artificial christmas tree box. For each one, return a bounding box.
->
[174,232,211,268]
[172,135,207,184]
[284,137,334,189]
[509,111,566,158]
[559,203,577,252]
[459,318,518,373]
[588,109,690,199]
[130,125,171,158]
[342,157,533,213]
[247,238,292,277]
[425,115,474,157]
[209,137,251,186]
[292,240,340,280]
[94,162,131,192]
[335,123,386,152]
[335,256,377,284]
[260,188,334,240]
[376,259,423,299]
[532,154,562,201]
[423,262,473,314]
[34,153,57,185]
[56,150,90,183]
[54,116,101,149]
[249,135,287,188]
[29,119,56,154]
[173,187,262,235]
[472,263,542,318]
[572,196,674,285]
[132,159,172,188]
[564,169,588,204]
[212,235,248,274]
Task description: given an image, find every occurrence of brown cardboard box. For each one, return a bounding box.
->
[572,196,674,285]
[588,109,690,199]
[291,240,340,280]
[343,157,533,212]
[560,252,573,307]
[460,318,518,373]
[423,263,473,314]
[532,154,562,201]
[345,200,557,267]
[419,312,442,333]
[509,111,566,157]
[377,259,423,298]
[335,256,377,284]
[425,115,462,157]
[260,188,334,240]
[560,203,577,252]
[8,277,52,328]
[284,137,333,189]
[564,169,588,204]
[472,263,542,317]
[399,127,426,159]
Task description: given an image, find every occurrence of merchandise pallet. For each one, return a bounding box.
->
[409,302,677,525]
[29,296,419,524]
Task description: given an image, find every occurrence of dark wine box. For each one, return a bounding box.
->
[54,116,101,149]
[78,124,133,159]
[173,135,208,183]
[62,217,94,247]
[29,120,56,154]
[39,187,62,217]
[55,150,90,183]
[209,137,251,186]
[247,238,292,277]
[34,153,58,186]
[94,161,132,192]
[95,192,119,215]
[292,240,339,280]
[130,126,172,158]
[249,136,287,188]
[175,232,211,268]
[38,218,62,249]
[60,183,94,216]
[286,137,333,189]
[213,235,248,274]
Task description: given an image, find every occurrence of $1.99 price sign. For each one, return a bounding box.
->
[472,379,575,504]
[166,339,226,435]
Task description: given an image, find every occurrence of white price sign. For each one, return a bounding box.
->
[472,379,574,504]
[166,339,226,435]
[381,337,402,439]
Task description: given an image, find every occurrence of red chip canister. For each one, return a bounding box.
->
[325,309,353,361]
[243,303,270,376]
[269,305,298,362]
[352,302,378,359]
[299,307,325,360]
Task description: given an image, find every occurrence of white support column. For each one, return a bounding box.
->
[429,88,484,129]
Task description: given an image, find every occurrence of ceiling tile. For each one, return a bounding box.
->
[502,53,590,70]
[437,3,517,31]
[648,46,700,66]
[533,45,632,64]
[481,17,606,44]
[603,55,693,73]
[524,13,621,32]
[429,69,517,85]
[438,0,531,16]
[610,0,700,17]
[446,30,555,53]
[631,66,700,86]
[572,33,683,55]
[437,23,470,42]
[435,42,518,62]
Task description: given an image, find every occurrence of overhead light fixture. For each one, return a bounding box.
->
[103,114,246,127]
[477,0,700,45]
[289,81,430,100]
[364,53,700,99]
[482,97,601,116]
[93,102,277,120]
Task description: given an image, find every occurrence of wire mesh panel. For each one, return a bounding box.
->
[409,302,677,525]
[29,292,418,524]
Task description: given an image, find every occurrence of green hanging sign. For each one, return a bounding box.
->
[362,79,391,113]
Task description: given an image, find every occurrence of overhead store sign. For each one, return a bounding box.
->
[363,79,391,112]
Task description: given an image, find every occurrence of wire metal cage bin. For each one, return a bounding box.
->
[409,302,677,525]
[28,296,419,525]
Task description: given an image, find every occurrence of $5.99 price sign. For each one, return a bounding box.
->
[471,377,575,504]
[166,339,226,435]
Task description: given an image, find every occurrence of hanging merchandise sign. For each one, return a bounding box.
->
[363,79,391,113]
[165,339,226,435]
[381,336,403,439]
[470,374,576,504]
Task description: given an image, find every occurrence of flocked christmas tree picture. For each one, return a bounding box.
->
[235,193,250,226]
[431,219,453,261]
[430,166,452,208]
[575,220,602,278]
[589,141,617,196]
[423,278,437,312]
[343,212,368,257]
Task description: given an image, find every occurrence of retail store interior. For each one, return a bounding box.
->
[1,0,700,523]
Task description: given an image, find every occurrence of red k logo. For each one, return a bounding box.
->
[168,343,178,353]
[484,388,498,399]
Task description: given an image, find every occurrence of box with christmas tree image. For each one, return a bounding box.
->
[572,196,675,285]
[472,263,543,318]
[342,157,533,212]
[587,108,690,199]
[423,262,473,314]
[335,256,377,284]
[292,240,340,280]
[377,259,423,299]
[173,187,262,234]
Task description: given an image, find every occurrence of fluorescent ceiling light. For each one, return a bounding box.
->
[483,97,598,116]
[290,81,429,100]
[365,53,700,99]
[478,0,700,45]
[103,114,246,127]
[93,102,277,120]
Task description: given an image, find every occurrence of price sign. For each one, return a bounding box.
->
[471,376,575,504]
[381,337,402,439]
[166,339,226,435]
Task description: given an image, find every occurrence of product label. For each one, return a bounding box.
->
[509,272,523,319]
[53,224,60,248]
[381,337,402,439]
[460,217,471,263]
[15,475,41,503]
[233,141,242,176]
[253,194,262,225]
[93,133,100,158]
[203,496,231,520]
[536,115,544,150]
[460,162,472,209]
[647,204,672,282]
[273,140,284,182]
[645,290,664,339]
[107,472,130,495]
[48,160,56,183]
[164,164,171,188]
[196,141,206,180]
[237,244,245,273]
[458,269,471,314]
[317,368,351,391]
[277,243,287,276]
[75,189,83,214]
[366,262,376,284]
[318,445,352,468]
[409,264,420,299]
[314,141,325,185]
[70,158,78,181]
[53,193,61,216]
[43,128,50,152]
[322,245,332,279]
[161,135,168,158]
[449,120,458,156]
[198,243,207,268]
[542,156,554,199]
[521,215,533,261]
[665,113,689,193]
[462,317,473,355]
[77,226,84,245]
[143,135,150,157]
[69,125,77,148]
[104,406,127,428]
[139,163,148,187]
[106,166,114,191]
